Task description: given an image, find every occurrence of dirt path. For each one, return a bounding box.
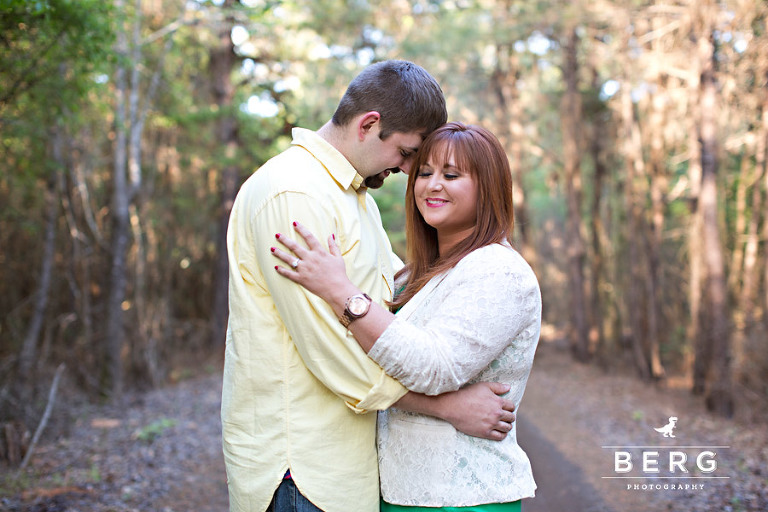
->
[519,343,767,512]
[518,415,615,512]
[3,343,766,511]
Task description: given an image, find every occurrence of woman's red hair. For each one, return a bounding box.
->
[390,122,515,310]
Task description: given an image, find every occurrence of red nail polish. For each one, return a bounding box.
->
[270,247,275,252]
[332,234,336,240]
[275,265,279,270]
[292,221,297,227]
[275,233,281,239]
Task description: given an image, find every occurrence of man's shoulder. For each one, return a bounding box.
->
[253,144,321,179]
[242,146,337,199]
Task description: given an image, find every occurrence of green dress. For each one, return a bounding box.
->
[380,500,522,512]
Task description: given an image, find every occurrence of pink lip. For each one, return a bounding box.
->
[425,198,448,208]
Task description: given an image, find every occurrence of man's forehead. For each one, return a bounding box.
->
[394,131,424,150]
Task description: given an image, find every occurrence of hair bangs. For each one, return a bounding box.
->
[413,125,478,178]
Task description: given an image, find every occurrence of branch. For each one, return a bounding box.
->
[0,27,68,106]
[636,19,683,45]
[19,363,66,470]
[142,9,198,45]
[71,160,107,248]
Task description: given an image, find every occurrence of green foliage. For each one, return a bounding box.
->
[0,469,34,497]
[298,0,373,40]
[0,0,115,215]
[89,463,101,483]
[0,2,116,364]
[370,173,409,258]
[133,418,177,443]
[0,0,114,115]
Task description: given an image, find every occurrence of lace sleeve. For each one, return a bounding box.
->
[367,246,540,395]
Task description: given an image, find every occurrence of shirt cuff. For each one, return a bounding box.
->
[345,369,408,414]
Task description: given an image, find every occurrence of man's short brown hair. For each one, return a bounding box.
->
[331,60,447,140]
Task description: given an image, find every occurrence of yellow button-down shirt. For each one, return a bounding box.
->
[222,128,408,512]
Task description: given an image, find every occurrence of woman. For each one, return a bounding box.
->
[272,122,540,511]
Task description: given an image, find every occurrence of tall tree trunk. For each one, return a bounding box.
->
[560,28,590,362]
[104,0,175,395]
[728,155,750,295]
[696,2,733,417]
[764,163,768,336]
[59,144,96,373]
[128,3,176,385]
[587,52,606,362]
[491,40,535,267]
[732,154,760,378]
[126,0,144,384]
[210,0,240,349]
[488,0,535,267]
[18,128,61,387]
[643,7,672,380]
[104,0,131,398]
[67,148,96,359]
[760,19,768,337]
[644,50,668,380]
[620,75,651,380]
[687,14,706,394]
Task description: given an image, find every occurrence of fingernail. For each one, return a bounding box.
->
[275,233,281,239]
[270,247,275,252]
[274,265,278,270]
[292,221,297,227]
[332,234,336,241]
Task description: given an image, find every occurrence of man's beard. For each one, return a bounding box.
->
[363,168,400,189]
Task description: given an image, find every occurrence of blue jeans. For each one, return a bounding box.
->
[267,478,324,512]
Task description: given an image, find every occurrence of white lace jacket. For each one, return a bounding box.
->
[368,243,541,507]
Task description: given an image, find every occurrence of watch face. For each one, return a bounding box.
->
[348,297,368,316]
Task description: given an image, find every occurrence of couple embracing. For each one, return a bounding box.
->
[222,60,541,512]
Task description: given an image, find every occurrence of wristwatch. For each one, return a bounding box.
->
[340,293,372,328]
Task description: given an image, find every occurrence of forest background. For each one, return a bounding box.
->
[1,0,767,449]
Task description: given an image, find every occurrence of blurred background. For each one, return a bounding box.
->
[1,0,767,437]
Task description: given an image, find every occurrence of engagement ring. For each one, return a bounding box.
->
[291,259,300,269]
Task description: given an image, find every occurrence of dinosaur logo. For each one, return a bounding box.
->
[654,416,678,438]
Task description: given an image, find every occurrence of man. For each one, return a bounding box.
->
[223,60,515,512]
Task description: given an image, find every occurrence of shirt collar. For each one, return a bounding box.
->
[291,128,366,192]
